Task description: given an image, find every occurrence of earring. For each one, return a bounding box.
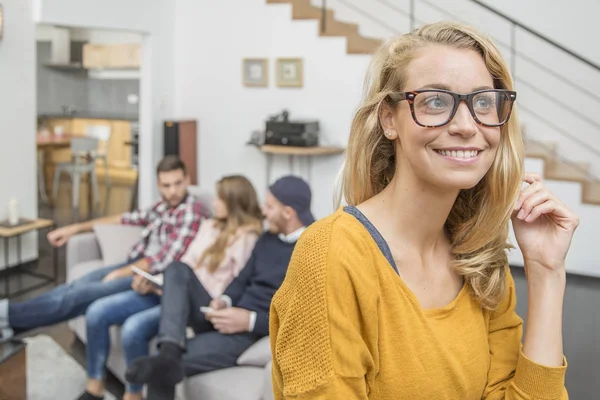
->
[385,131,391,137]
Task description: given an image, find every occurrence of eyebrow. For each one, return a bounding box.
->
[415,83,495,91]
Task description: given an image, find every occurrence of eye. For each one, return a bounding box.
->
[423,95,448,109]
[474,94,496,110]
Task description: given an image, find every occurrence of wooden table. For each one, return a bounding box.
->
[36,133,72,149]
[36,134,72,204]
[0,339,27,400]
[254,144,345,185]
[0,218,57,298]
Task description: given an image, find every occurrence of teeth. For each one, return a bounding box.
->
[437,150,479,158]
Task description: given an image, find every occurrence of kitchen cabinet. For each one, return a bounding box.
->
[82,44,140,69]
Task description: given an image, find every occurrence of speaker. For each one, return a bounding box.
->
[164,120,198,185]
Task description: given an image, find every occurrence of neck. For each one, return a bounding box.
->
[282,220,304,236]
[368,171,458,254]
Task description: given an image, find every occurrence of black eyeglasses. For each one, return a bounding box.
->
[387,89,517,128]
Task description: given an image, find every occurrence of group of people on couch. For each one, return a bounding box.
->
[0,155,314,400]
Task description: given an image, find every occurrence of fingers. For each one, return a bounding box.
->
[210,299,226,310]
[516,189,551,221]
[140,280,153,294]
[211,318,234,334]
[523,172,543,185]
[526,199,579,229]
[521,199,556,223]
[213,323,229,334]
[515,181,546,211]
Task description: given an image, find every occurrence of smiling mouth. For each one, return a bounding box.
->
[434,149,481,159]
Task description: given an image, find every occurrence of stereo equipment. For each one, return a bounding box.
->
[264,110,319,147]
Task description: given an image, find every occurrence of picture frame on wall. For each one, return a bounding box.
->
[242,58,269,87]
[276,58,303,88]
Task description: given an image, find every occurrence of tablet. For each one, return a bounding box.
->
[131,266,164,287]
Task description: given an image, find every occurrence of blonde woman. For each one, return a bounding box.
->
[80,175,263,400]
[270,22,578,399]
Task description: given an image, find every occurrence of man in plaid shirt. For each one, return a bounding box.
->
[0,156,210,341]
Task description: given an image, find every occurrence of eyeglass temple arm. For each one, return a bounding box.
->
[387,92,411,102]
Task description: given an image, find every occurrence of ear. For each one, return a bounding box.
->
[282,205,295,221]
[378,100,398,140]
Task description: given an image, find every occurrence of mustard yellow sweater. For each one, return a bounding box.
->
[270,207,568,399]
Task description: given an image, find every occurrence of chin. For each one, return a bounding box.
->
[430,171,487,191]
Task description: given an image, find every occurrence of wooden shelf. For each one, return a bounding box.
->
[0,219,54,238]
[258,145,345,156]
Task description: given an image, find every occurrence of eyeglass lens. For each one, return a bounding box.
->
[412,90,512,126]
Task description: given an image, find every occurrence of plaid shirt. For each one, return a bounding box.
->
[122,193,211,273]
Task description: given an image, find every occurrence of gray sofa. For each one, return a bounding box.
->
[66,187,274,400]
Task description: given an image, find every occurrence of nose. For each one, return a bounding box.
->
[447,102,477,138]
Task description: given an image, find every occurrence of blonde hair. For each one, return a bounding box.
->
[198,175,263,273]
[339,21,524,310]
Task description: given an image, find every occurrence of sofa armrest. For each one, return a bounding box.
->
[66,232,101,271]
[237,336,271,367]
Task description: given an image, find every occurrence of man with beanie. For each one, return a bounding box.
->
[126,175,315,399]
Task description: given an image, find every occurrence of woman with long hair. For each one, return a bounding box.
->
[270,22,577,399]
[78,175,263,400]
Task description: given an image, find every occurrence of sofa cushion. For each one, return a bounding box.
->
[93,224,144,265]
[67,259,105,282]
[184,366,265,400]
[237,336,271,367]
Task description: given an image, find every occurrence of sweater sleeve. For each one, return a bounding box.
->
[270,219,378,399]
[483,269,568,400]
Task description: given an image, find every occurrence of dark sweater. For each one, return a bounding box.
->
[223,232,296,336]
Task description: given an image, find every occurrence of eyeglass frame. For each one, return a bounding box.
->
[386,88,517,128]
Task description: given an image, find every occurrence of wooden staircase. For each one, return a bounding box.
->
[266,0,383,54]
[525,140,600,205]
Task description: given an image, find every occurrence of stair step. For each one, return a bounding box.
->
[267,0,381,54]
[545,160,590,182]
[524,140,556,159]
[320,16,359,37]
[583,181,600,205]
[347,34,383,54]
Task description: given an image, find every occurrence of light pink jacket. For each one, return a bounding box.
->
[180,219,259,298]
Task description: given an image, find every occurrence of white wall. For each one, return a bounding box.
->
[36,0,176,208]
[0,0,38,268]
[173,0,372,219]
[315,0,600,177]
[478,0,600,65]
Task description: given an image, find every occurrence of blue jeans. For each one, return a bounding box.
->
[8,261,134,332]
[86,290,161,393]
